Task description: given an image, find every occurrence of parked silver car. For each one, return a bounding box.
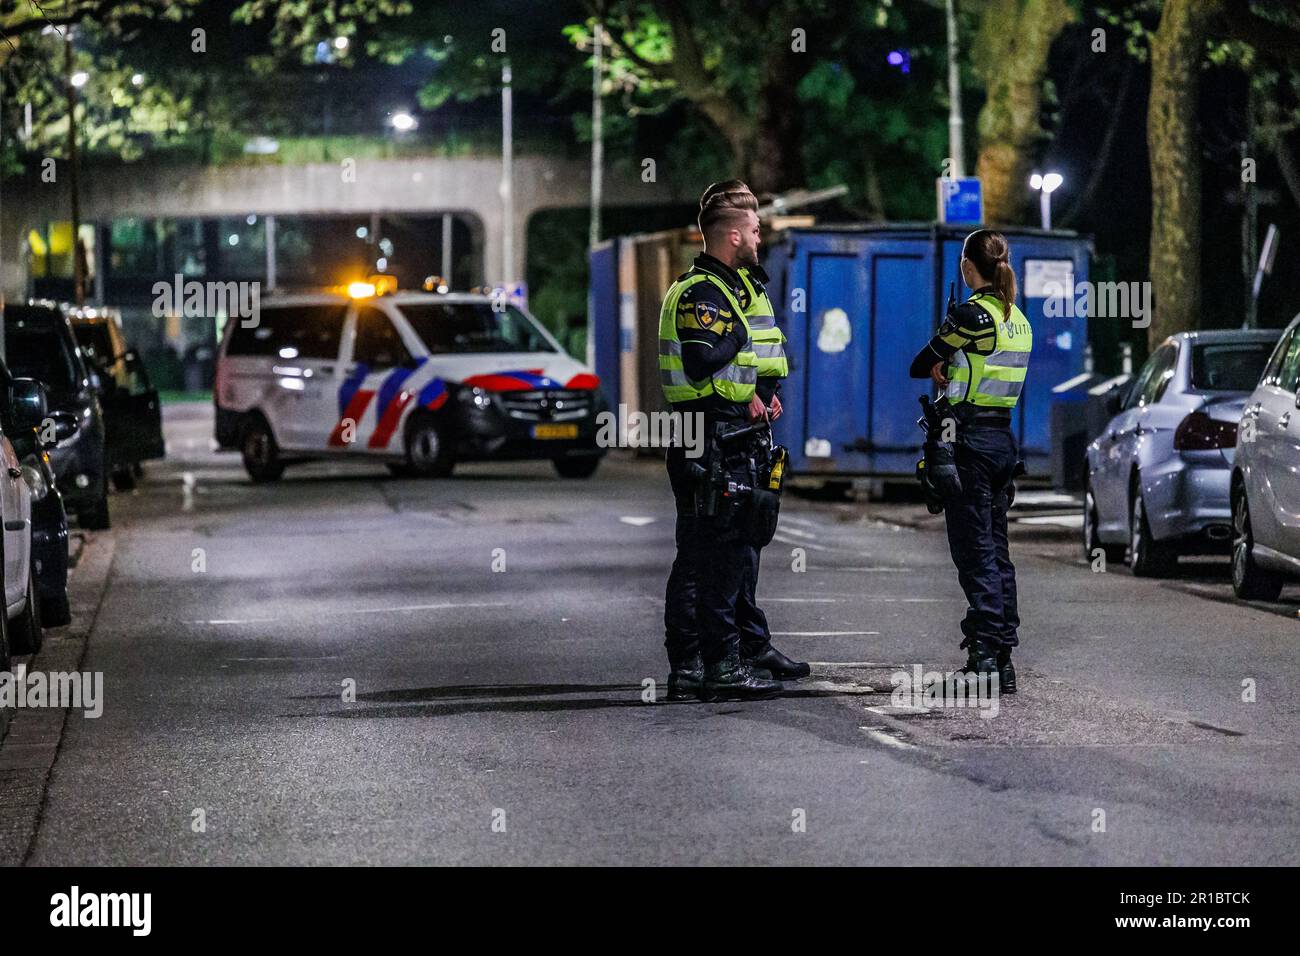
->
[1231,315,1300,599]
[1084,329,1280,576]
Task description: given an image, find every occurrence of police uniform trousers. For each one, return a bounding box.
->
[664,445,768,667]
[943,420,1021,652]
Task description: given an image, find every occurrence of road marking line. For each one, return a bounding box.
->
[772,630,880,636]
[349,602,509,614]
[778,527,818,540]
[193,601,508,625]
[808,661,897,666]
[620,516,656,526]
[772,533,831,551]
[765,597,843,603]
[860,728,918,750]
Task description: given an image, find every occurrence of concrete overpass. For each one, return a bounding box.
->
[2,154,693,298]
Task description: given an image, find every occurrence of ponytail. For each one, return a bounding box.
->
[963,229,1016,319]
[993,258,1017,324]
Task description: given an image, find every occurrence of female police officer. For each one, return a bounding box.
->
[908,230,1030,692]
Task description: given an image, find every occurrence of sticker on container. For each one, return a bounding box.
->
[817,308,851,353]
[1025,259,1075,299]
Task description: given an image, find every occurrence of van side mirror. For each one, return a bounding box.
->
[1105,388,1125,416]
[10,378,48,430]
[44,410,80,448]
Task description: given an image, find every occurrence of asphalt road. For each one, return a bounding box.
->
[10,404,1300,865]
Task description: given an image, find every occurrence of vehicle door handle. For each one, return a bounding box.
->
[318,365,334,375]
[6,467,21,480]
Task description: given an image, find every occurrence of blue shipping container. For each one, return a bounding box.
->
[587,240,621,403]
[765,224,1092,478]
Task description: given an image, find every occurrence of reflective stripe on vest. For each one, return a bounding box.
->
[738,267,788,380]
[658,273,758,404]
[944,294,1033,409]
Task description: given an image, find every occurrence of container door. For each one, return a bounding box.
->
[804,251,869,471]
[868,248,933,471]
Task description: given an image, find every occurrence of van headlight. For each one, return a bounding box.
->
[21,462,49,502]
[457,385,492,409]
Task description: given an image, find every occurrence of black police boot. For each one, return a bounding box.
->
[744,644,811,681]
[667,655,705,701]
[996,648,1017,695]
[701,656,783,702]
[959,638,1000,677]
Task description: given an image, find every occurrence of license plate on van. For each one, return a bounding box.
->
[533,423,578,440]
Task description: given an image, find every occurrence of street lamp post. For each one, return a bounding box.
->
[945,0,965,179]
[64,29,86,305]
[501,61,514,288]
[1029,172,1064,231]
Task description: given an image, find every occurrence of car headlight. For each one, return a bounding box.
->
[21,462,49,502]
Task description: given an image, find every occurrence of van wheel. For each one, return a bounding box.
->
[553,456,600,479]
[1128,484,1176,577]
[9,562,43,655]
[404,415,455,478]
[242,416,285,483]
[1083,481,1124,566]
[111,466,137,491]
[40,592,72,628]
[0,589,10,674]
[1232,486,1283,601]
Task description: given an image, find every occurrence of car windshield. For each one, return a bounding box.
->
[398,302,556,355]
[1191,342,1275,391]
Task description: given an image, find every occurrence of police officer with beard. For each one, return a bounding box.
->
[660,185,786,701]
[696,181,811,684]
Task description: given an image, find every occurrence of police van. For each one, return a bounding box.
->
[214,281,607,481]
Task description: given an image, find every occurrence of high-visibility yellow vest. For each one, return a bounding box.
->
[739,267,788,380]
[658,272,758,404]
[944,293,1033,409]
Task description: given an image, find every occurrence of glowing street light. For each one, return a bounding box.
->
[70,71,89,88]
[333,36,350,52]
[390,111,417,133]
[1029,171,1064,230]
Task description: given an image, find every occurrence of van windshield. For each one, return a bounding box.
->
[5,327,80,401]
[398,303,556,355]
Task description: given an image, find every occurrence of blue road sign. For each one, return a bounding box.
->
[937,177,984,225]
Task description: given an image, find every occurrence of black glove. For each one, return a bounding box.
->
[925,437,962,500]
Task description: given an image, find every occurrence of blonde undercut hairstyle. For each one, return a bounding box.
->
[698,180,758,240]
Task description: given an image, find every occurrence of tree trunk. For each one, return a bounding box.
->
[1146,0,1223,347]
[746,49,808,195]
[971,0,1076,224]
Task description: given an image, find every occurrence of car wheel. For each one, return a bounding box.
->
[111,466,137,491]
[1083,481,1124,565]
[1129,484,1176,577]
[40,592,72,628]
[552,456,601,479]
[241,416,285,483]
[9,561,43,656]
[1232,485,1284,601]
[79,486,112,531]
[404,415,455,478]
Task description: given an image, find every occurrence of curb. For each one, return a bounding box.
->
[0,532,116,865]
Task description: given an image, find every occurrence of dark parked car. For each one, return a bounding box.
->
[0,357,76,642]
[3,302,111,529]
[68,306,166,491]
